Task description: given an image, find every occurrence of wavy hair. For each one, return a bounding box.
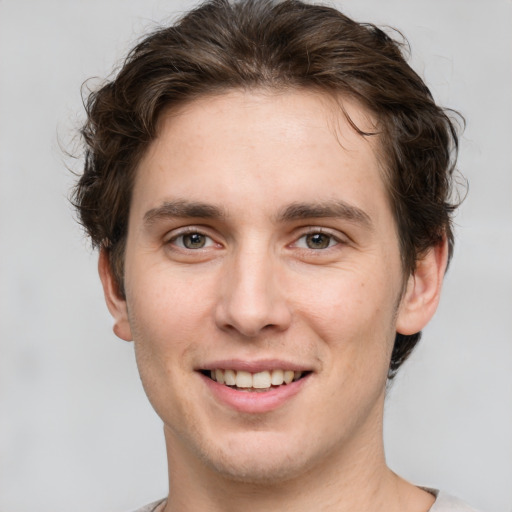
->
[73,0,463,378]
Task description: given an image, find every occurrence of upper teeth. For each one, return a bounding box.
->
[210,369,303,388]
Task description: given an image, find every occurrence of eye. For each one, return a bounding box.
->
[295,232,339,250]
[171,232,215,249]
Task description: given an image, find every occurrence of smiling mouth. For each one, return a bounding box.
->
[201,369,309,392]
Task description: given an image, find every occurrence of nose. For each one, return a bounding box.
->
[214,246,292,338]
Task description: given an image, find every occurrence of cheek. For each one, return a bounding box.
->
[125,266,213,375]
[127,256,211,329]
[291,266,400,371]
[296,267,398,327]
[126,276,207,420]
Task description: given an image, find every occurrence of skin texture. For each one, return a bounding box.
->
[99,89,447,512]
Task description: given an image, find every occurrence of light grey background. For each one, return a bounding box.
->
[0,1,510,511]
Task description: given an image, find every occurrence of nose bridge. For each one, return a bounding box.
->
[215,238,291,337]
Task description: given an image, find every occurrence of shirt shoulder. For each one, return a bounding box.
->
[130,498,166,512]
[428,490,481,512]
[128,492,481,512]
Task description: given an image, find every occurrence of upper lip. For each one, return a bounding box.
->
[196,359,313,373]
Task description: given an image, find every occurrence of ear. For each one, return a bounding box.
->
[396,239,449,335]
[98,248,133,341]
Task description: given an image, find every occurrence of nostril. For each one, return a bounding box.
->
[214,281,292,338]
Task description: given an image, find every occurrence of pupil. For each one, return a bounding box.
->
[306,233,330,249]
[184,233,205,249]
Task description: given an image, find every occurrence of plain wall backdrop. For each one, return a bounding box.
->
[0,0,511,511]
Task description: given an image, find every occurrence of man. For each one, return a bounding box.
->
[73,0,477,510]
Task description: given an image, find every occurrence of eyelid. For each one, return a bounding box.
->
[291,227,348,247]
[165,226,220,249]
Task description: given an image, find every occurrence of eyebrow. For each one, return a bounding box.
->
[143,199,226,226]
[143,198,372,229]
[276,200,373,228]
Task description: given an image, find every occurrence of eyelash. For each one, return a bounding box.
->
[166,227,345,253]
[292,228,344,251]
[166,228,217,250]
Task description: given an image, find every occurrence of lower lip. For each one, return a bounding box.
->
[199,373,310,413]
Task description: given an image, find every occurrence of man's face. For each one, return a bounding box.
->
[104,90,421,482]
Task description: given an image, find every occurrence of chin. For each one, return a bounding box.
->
[205,454,308,485]
[193,430,325,485]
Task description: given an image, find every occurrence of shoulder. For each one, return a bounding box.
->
[127,493,482,512]
[129,498,166,512]
[428,489,481,512]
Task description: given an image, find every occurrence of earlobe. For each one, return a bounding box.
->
[98,248,133,342]
[396,239,449,336]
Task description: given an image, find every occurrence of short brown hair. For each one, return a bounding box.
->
[73,0,462,378]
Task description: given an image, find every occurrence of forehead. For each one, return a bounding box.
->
[152,88,380,163]
[131,89,389,223]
